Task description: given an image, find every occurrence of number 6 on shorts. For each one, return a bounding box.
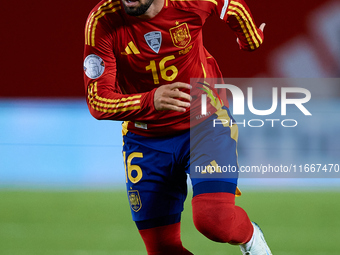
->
[123,151,143,184]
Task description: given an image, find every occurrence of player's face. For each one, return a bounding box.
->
[122,0,155,16]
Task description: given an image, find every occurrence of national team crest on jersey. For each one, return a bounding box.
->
[128,190,142,212]
[144,31,162,53]
[169,23,191,48]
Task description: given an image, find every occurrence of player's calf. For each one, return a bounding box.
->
[138,222,193,255]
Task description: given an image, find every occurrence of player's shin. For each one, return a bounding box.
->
[138,222,193,255]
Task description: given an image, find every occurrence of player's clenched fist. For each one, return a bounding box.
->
[154,82,191,112]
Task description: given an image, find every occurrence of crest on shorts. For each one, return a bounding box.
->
[169,22,191,48]
[128,190,142,212]
[144,31,162,53]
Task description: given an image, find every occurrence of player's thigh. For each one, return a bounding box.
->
[123,132,188,222]
[189,107,239,195]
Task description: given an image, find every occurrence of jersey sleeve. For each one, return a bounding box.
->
[83,9,156,122]
[217,0,264,51]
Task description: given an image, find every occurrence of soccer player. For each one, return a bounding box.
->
[83,0,271,253]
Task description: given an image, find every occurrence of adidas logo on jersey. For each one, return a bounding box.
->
[121,41,140,55]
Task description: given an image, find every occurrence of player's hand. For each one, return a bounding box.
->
[154,82,191,112]
[259,23,266,32]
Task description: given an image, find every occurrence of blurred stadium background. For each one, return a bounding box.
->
[1,0,340,254]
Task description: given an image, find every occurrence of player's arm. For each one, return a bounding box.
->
[83,14,190,121]
[84,14,153,121]
[219,0,264,51]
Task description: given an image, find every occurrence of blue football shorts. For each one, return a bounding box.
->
[122,107,239,222]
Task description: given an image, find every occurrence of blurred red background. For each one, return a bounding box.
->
[1,0,338,97]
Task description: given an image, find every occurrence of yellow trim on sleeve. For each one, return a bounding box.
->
[227,10,254,50]
[90,82,142,103]
[90,99,141,109]
[85,0,121,47]
[229,1,262,45]
[85,12,95,45]
[91,6,121,47]
[227,6,259,48]
[87,82,142,114]
[86,0,112,45]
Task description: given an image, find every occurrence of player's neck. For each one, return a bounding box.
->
[137,0,164,19]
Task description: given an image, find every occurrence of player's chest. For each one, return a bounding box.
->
[113,11,202,63]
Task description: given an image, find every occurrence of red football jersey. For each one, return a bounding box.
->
[84,0,263,137]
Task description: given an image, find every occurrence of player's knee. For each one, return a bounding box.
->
[192,194,236,243]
